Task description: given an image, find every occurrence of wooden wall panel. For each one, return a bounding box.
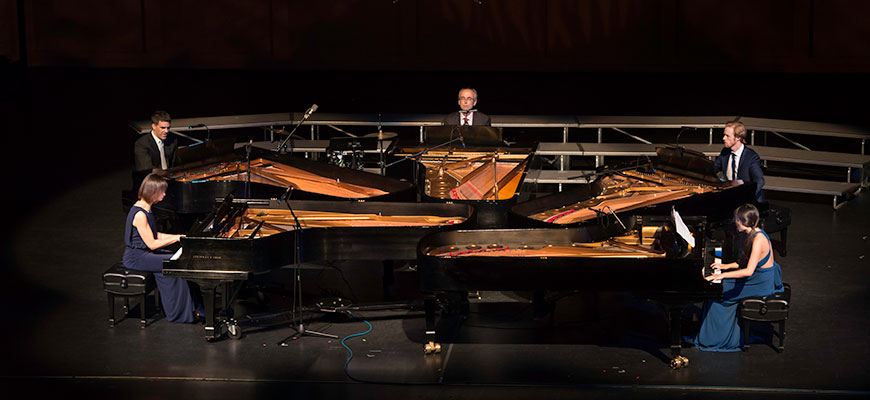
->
[415,0,546,67]
[26,0,145,62]
[0,0,18,61]
[159,0,273,59]
[676,0,807,68]
[15,0,870,72]
[547,0,674,57]
[813,0,870,61]
[281,0,408,65]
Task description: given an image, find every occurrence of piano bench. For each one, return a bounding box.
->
[102,262,160,328]
[739,283,791,353]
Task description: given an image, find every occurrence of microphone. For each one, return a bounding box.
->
[460,108,478,115]
[303,104,318,120]
[189,123,210,142]
[675,126,696,146]
[281,186,294,201]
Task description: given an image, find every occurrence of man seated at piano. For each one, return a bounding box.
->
[133,111,177,189]
[441,88,491,126]
[713,120,765,203]
[123,173,201,323]
[694,203,784,351]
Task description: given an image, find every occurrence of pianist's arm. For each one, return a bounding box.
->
[706,233,767,281]
[132,210,183,250]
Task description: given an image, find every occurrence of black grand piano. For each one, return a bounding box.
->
[124,143,417,235]
[510,146,760,228]
[163,196,473,340]
[163,146,415,214]
[394,126,535,228]
[414,146,765,366]
[417,214,720,367]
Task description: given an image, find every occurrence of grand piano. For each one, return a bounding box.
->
[162,146,415,215]
[163,196,473,340]
[394,126,535,228]
[510,146,760,228]
[417,214,720,367]
[415,146,762,366]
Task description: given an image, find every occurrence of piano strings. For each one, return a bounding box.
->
[168,158,389,199]
[219,208,468,238]
[427,226,672,258]
[531,168,727,224]
[401,149,530,201]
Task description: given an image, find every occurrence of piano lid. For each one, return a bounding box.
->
[159,146,416,214]
[165,196,475,274]
[395,134,536,202]
[510,146,757,227]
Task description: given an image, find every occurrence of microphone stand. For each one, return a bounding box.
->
[188,123,211,143]
[672,126,696,157]
[378,113,385,176]
[245,139,252,198]
[276,107,317,155]
[278,188,337,345]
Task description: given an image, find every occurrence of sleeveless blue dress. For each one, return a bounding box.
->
[695,230,784,352]
[123,205,195,323]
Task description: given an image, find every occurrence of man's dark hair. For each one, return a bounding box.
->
[151,110,171,125]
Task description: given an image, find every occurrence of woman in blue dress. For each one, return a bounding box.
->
[695,203,784,351]
[123,173,198,323]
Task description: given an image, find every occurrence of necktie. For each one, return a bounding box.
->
[462,114,470,125]
[730,152,737,181]
[157,139,167,170]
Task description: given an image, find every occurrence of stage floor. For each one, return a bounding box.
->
[2,166,869,399]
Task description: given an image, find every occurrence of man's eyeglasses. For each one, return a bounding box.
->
[459,97,476,101]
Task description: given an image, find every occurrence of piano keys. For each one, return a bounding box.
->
[163,197,473,339]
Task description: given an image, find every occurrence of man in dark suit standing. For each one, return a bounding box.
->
[714,120,766,203]
[441,88,491,126]
[134,111,177,173]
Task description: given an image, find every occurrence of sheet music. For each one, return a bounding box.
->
[671,207,695,248]
[170,247,183,261]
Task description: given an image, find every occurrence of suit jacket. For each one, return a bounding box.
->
[714,145,765,202]
[441,111,491,126]
[134,131,177,172]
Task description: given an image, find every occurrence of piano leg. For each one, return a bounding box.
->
[423,294,442,355]
[668,305,689,369]
[199,281,223,341]
[424,295,437,337]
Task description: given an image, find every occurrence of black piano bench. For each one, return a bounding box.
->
[739,283,791,352]
[102,262,160,328]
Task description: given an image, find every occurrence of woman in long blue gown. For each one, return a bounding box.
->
[695,203,784,351]
[123,173,197,323]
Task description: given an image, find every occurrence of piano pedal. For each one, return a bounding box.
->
[669,355,689,369]
[424,341,441,355]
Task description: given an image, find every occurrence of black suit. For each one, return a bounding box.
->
[713,145,765,203]
[441,111,491,126]
[134,131,177,172]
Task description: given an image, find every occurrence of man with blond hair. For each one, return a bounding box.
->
[714,120,765,202]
